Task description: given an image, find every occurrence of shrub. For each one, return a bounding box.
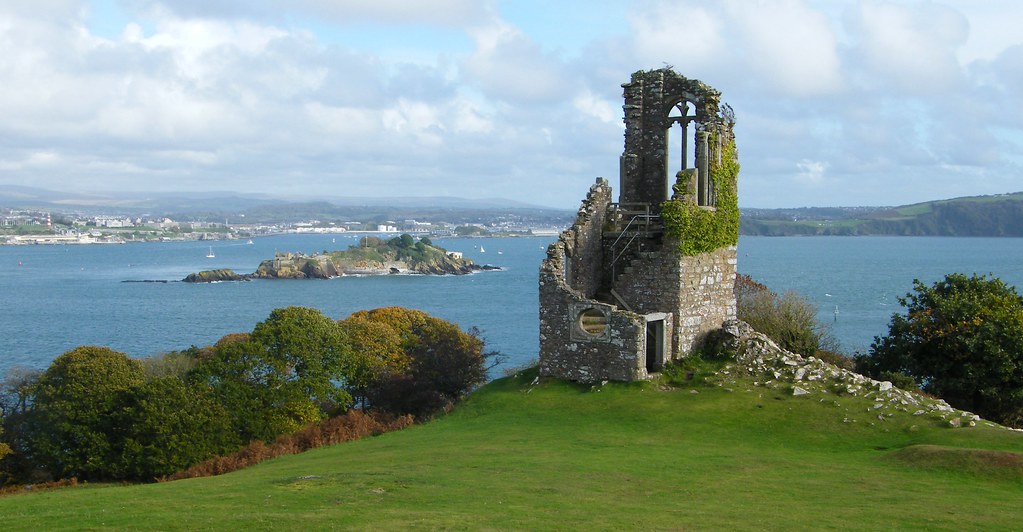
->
[21,346,145,481]
[111,377,239,480]
[139,349,199,379]
[164,410,413,481]
[346,308,503,416]
[735,274,842,359]
[856,273,1023,427]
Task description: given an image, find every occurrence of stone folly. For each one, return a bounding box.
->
[539,69,738,383]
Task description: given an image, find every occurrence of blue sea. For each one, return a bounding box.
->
[2,235,1022,376]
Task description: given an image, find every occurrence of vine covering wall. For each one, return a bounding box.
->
[661,139,740,256]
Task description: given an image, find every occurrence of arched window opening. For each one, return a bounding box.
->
[666,101,698,200]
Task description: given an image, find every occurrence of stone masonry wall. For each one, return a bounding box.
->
[620,69,722,207]
[613,243,737,358]
[538,178,648,382]
[537,271,646,381]
[562,178,612,298]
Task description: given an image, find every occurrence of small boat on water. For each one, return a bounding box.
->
[206,246,215,258]
[247,239,254,245]
[480,246,486,253]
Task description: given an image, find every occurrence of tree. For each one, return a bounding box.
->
[250,306,354,412]
[856,273,1023,427]
[337,314,410,406]
[191,307,356,442]
[110,377,239,479]
[353,307,502,416]
[21,346,145,480]
[0,366,42,483]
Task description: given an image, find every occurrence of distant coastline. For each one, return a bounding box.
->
[741,192,1023,237]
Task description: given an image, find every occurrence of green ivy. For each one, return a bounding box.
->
[660,138,739,256]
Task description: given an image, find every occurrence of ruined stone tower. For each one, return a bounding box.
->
[538,68,739,382]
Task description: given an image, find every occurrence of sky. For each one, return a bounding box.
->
[1,0,1021,209]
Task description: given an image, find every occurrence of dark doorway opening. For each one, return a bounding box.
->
[646,319,665,372]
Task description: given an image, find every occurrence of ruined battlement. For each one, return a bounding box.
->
[539,69,739,383]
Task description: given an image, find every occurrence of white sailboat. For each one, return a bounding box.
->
[206,246,215,258]
[480,245,486,253]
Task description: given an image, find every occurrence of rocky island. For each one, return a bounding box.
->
[183,235,497,282]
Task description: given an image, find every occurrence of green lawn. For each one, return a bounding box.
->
[2,369,1021,529]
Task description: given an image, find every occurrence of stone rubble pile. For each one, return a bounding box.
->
[713,320,997,430]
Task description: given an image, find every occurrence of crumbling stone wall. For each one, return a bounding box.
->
[536,272,648,381]
[559,179,612,298]
[538,68,738,383]
[613,243,736,358]
[620,69,722,207]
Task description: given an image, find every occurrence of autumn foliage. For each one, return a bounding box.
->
[0,306,496,487]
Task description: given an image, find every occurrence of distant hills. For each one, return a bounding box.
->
[5,186,1023,236]
[0,185,572,225]
[741,192,1023,236]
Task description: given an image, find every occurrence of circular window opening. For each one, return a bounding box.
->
[577,308,608,336]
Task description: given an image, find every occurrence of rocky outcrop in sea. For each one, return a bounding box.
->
[183,237,500,282]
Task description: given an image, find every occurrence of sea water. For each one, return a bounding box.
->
[2,235,1022,376]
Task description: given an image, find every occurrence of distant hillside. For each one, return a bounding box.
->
[0,185,573,224]
[741,192,1023,236]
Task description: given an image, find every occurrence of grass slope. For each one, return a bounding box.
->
[1,369,1021,529]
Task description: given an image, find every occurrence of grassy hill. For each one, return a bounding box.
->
[1,365,1021,528]
[741,192,1023,236]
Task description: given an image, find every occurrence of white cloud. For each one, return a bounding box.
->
[572,90,619,125]
[461,19,572,103]
[292,0,491,27]
[727,0,843,97]
[794,159,827,185]
[848,0,969,94]
[630,1,725,74]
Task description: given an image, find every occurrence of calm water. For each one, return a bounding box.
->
[739,236,1023,354]
[2,235,1022,376]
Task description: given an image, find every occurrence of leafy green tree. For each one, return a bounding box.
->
[192,335,316,442]
[139,349,200,379]
[111,377,239,479]
[250,306,354,412]
[22,346,145,480]
[337,314,409,406]
[192,307,355,442]
[0,418,10,464]
[856,273,1023,427]
[409,322,491,401]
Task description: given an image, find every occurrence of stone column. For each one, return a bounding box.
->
[680,120,688,172]
[697,130,709,206]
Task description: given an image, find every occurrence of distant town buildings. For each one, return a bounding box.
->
[1,205,572,246]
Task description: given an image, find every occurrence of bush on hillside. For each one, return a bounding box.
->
[348,307,504,417]
[163,410,413,481]
[18,347,145,481]
[856,273,1023,427]
[735,274,847,367]
[110,376,239,479]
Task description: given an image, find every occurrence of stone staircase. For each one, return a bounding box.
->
[595,205,665,308]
